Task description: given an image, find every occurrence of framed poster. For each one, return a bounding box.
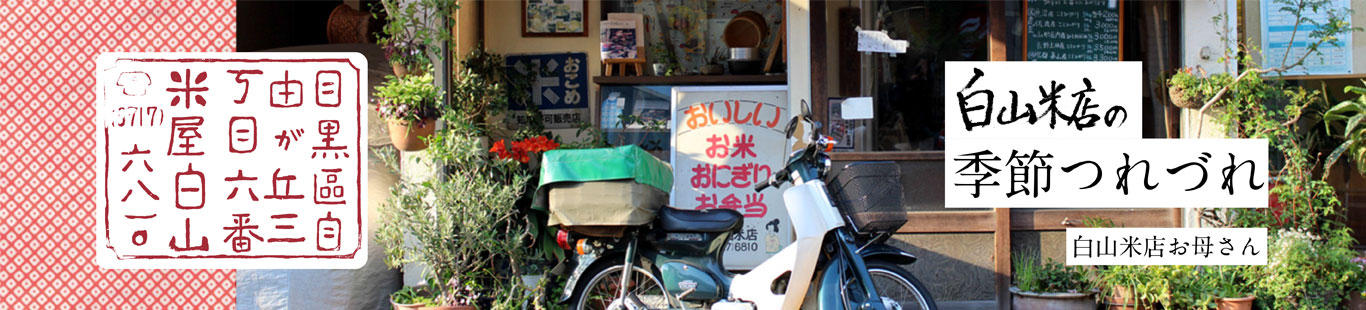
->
[670,86,790,270]
[522,0,588,37]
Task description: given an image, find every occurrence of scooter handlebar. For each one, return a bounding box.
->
[754,167,788,192]
[754,178,775,192]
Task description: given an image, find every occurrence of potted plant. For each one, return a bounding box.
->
[1167,66,1207,110]
[376,72,443,151]
[374,0,458,76]
[1010,254,1094,310]
[389,285,438,310]
[1205,266,1254,310]
[377,125,550,309]
[648,42,678,76]
[1251,230,1360,309]
[1092,265,1163,310]
[448,47,531,139]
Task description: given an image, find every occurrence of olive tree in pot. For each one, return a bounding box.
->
[376,72,443,151]
[1010,254,1094,310]
[376,124,540,309]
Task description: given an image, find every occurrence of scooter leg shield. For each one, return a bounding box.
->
[729,238,820,310]
[729,182,844,310]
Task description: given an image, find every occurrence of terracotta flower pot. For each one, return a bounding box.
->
[388,118,436,151]
[391,60,427,77]
[1010,287,1096,310]
[1217,295,1255,310]
[390,296,424,310]
[418,305,475,310]
[1105,285,1152,310]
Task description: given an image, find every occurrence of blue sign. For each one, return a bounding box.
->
[505,53,589,110]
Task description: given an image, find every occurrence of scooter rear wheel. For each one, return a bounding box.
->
[866,260,938,310]
[570,260,677,310]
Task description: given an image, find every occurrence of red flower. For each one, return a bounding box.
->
[489,136,560,164]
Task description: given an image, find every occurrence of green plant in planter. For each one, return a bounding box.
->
[375,72,444,124]
[1092,265,1167,308]
[391,285,438,307]
[376,125,536,308]
[1012,254,1086,294]
[1252,230,1360,309]
[1154,265,1215,309]
[1168,67,1212,110]
[373,0,458,69]
[1208,266,1252,300]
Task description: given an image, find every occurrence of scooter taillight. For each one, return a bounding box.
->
[555,229,572,250]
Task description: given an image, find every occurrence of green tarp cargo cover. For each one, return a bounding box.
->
[532,145,673,218]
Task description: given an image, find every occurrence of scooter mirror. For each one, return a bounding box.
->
[784,115,801,140]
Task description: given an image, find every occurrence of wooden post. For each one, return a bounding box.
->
[810,0,827,126]
[988,1,1011,309]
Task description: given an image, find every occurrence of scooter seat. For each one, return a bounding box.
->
[657,207,743,233]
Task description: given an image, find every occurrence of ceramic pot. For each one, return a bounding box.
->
[652,63,668,76]
[1010,287,1096,310]
[387,118,436,151]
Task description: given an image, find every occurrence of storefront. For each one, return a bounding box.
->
[456,0,1190,307]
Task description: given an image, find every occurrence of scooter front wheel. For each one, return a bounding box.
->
[866,260,937,310]
[570,260,677,310]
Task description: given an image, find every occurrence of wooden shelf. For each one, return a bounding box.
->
[593,74,786,85]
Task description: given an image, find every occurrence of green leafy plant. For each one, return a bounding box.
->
[390,285,437,306]
[1092,265,1164,308]
[373,0,458,68]
[1323,83,1366,175]
[1185,0,1353,236]
[1155,265,1216,309]
[376,127,535,307]
[375,72,444,123]
[1012,254,1086,294]
[1208,266,1253,299]
[1253,230,1361,309]
[447,47,533,135]
[1174,2,1366,308]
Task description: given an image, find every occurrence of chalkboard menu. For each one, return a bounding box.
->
[1025,0,1122,61]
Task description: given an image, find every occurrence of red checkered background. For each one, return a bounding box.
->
[1,1,237,308]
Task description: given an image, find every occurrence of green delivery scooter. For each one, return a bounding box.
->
[551,100,936,310]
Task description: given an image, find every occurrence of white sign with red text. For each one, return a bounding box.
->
[671,86,790,270]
